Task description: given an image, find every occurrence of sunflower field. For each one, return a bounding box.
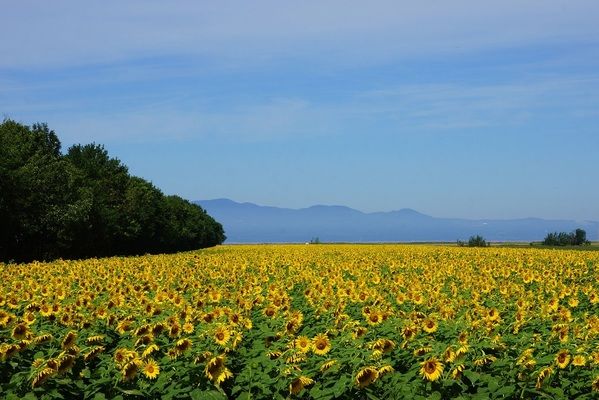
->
[2,244,599,399]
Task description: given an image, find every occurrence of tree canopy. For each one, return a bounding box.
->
[0,119,225,262]
[543,229,589,246]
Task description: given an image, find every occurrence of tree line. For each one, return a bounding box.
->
[543,229,589,246]
[0,119,225,262]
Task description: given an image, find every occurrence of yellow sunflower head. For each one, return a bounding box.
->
[555,350,571,369]
[214,325,231,347]
[420,358,444,381]
[295,336,312,353]
[205,356,233,385]
[142,359,160,379]
[422,318,438,334]
[355,366,379,388]
[312,333,331,356]
[572,354,586,367]
[289,376,314,395]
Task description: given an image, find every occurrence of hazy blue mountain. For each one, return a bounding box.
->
[195,199,599,243]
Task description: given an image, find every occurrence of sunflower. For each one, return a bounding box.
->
[168,323,181,338]
[135,334,154,347]
[592,375,599,392]
[83,346,105,362]
[182,322,194,334]
[1,344,20,360]
[289,376,314,395]
[443,346,456,363]
[487,308,500,322]
[205,356,233,385]
[194,351,213,365]
[420,358,444,381]
[378,365,394,376]
[450,364,465,379]
[175,338,192,353]
[572,354,586,367]
[214,325,231,346]
[56,355,76,374]
[12,323,30,340]
[208,290,222,303]
[117,320,133,335]
[422,318,438,334]
[535,366,553,389]
[413,346,432,357]
[285,318,301,334]
[352,326,368,339]
[394,291,406,304]
[95,307,108,319]
[366,311,383,325]
[134,324,151,337]
[372,339,395,354]
[152,322,165,335]
[263,305,277,318]
[33,333,53,345]
[0,310,10,327]
[86,335,104,345]
[295,336,312,353]
[114,348,135,367]
[401,326,416,341]
[31,367,55,388]
[61,331,77,349]
[555,350,571,369]
[355,366,379,388]
[312,333,331,356]
[122,359,141,381]
[320,359,337,372]
[142,359,160,379]
[142,344,159,359]
[23,312,36,325]
[569,297,579,308]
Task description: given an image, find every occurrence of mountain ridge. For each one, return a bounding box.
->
[195,199,599,243]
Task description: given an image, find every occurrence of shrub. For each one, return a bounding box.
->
[543,229,589,246]
[467,235,488,247]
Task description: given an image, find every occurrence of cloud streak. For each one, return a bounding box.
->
[13,73,593,147]
[2,1,599,69]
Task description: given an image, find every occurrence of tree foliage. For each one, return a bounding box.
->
[468,235,489,247]
[543,229,589,246]
[457,235,489,247]
[0,119,225,262]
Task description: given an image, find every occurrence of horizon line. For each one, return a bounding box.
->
[195,198,599,223]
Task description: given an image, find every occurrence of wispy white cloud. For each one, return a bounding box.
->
[22,73,595,146]
[2,1,598,69]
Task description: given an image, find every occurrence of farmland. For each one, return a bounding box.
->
[2,244,599,399]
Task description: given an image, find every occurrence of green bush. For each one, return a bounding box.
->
[467,235,488,247]
[543,229,589,246]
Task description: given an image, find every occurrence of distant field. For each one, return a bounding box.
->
[494,242,599,251]
[2,244,599,399]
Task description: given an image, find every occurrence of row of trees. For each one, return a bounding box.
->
[0,119,225,262]
[543,229,589,246]
[457,235,489,247]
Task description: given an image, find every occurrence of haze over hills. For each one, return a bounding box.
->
[196,199,599,243]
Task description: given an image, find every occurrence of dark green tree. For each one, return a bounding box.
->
[543,229,589,246]
[0,121,76,260]
[0,119,225,262]
[64,143,130,257]
[468,235,488,247]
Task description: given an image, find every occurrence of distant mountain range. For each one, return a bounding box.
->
[195,199,599,243]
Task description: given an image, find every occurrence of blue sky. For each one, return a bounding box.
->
[2,1,599,220]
